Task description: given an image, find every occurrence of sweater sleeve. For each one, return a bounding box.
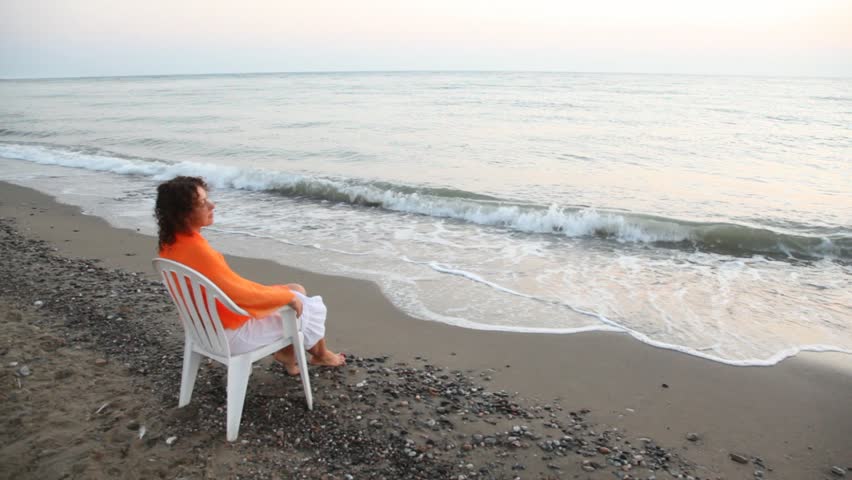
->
[199,245,295,318]
[161,233,295,319]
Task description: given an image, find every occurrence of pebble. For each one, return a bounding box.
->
[730,453,750,464]
[686,432,700,441]
[95,358,108,366]
[166,436,177,445]
[832,466,847,476]
[16,365,31,377]
[33,300,44,307]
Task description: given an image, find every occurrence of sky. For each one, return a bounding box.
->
[1,0,851,79]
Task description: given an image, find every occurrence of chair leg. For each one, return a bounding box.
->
[179,341,202,407]
[293,331,313,410]
[225,357,253,442]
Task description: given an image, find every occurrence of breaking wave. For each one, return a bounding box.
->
[2,141,849,260]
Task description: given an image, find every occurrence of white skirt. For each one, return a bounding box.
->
[225,292,327,355]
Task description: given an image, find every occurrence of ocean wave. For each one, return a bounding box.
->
[0,128,55,139]
[1,141,849,260]
[414,307,852,367]
[397,259,852,367]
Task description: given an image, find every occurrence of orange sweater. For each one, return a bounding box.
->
[159,231,294,330]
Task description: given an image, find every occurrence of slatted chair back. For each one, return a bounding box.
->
[153,258,244,358]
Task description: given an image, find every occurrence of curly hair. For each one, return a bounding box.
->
[155,176,209,251]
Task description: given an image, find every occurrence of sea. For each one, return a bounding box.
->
[1,72,850,366]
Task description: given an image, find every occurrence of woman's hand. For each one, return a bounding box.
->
[288,295,303,318]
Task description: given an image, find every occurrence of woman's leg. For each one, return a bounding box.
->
[273,347,300,376]
[307,338,346,366]
[276,338,346,374]
[276,283,344,370]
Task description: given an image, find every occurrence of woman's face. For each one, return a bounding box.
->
[188,186,215,231]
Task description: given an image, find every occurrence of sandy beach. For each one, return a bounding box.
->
[1,180,850,479]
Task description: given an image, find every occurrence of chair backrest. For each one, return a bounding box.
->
[153,258,249,357]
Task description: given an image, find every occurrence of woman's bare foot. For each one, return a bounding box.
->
[273,348,300,376]
[309,350,346,367]
[306,338,346,368]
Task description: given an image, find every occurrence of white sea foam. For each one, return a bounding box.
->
[403,257,615,322]
[206,226,370,256]
[387,264,852,367]
[397,254,852,367]
[3,142,846,261]
[0,143,163,176]
[2,145,851,369]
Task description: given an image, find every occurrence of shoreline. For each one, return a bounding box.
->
[2,153,850,368]
[2,180,851,479]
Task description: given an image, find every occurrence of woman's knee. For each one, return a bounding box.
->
[286,283,306,295]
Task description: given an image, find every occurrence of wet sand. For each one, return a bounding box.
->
[1,181,850,479]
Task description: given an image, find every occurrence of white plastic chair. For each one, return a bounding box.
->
[152,258,313,441]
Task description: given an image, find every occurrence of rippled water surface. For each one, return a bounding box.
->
[1,72,850,365]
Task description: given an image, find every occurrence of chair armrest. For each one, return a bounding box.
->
[277,306,300,338]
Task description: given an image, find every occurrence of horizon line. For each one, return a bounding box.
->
[2,68,851,82]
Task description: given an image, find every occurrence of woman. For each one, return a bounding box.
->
[155,176,344,375]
